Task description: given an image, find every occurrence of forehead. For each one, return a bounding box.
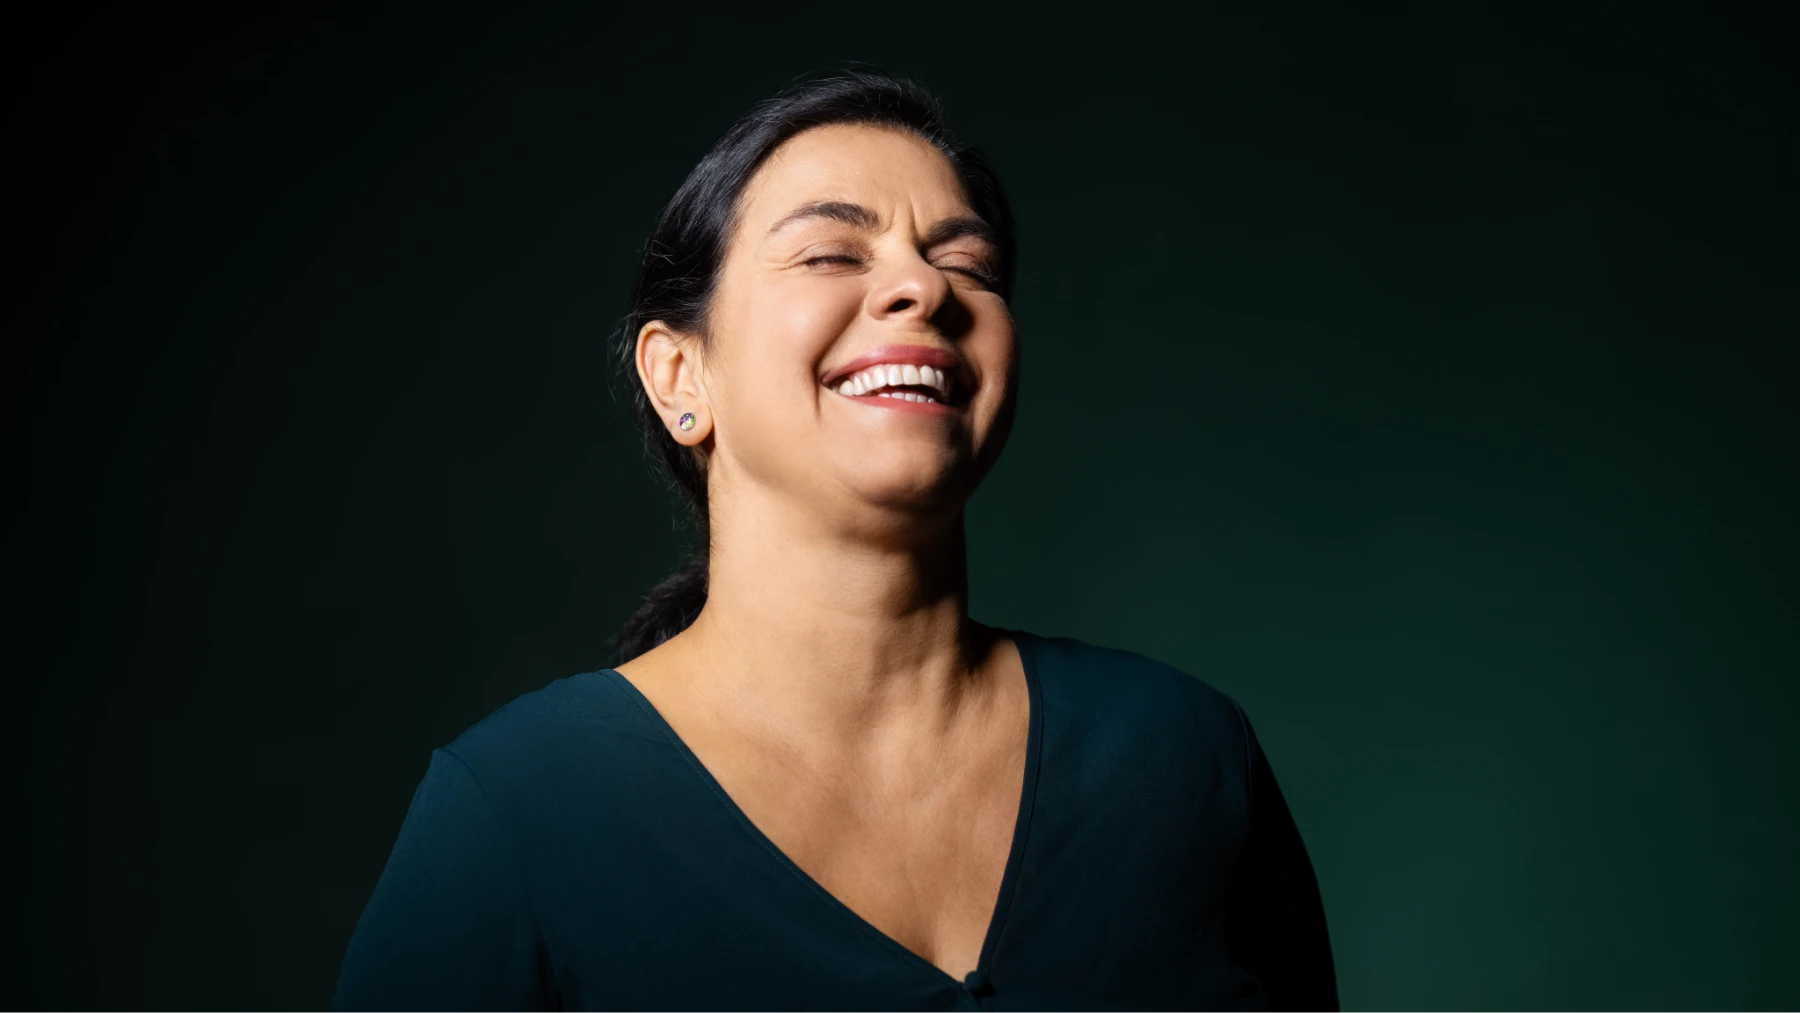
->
[738,123,971,229]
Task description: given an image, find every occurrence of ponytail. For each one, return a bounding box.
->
[613,549,708,666]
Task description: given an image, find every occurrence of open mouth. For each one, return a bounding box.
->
[822,363,964,407]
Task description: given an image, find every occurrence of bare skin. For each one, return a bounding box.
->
[613,123,1027,981]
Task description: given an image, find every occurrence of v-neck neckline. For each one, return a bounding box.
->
[600,627,1045,990]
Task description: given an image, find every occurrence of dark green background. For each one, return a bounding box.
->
[12,2,1797,1008]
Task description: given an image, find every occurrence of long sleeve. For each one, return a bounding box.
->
[334,748,558,1011]
[1226,703,1340,1011]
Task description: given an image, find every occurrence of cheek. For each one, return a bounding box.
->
[747,277,861,357]
[965,299,1019,380]
[712,279,862,425]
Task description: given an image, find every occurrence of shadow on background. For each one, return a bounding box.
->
[11,1,1797,1008]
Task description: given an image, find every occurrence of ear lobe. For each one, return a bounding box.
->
[636,320,710,442]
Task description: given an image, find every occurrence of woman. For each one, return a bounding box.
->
[333,70,1337,1011]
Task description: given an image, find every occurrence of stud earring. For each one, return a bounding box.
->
[678,411,696,432]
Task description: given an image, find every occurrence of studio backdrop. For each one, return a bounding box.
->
[13,2,1797,1009]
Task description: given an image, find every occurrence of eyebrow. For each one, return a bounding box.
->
[921,214,998,250]
[766,200,879,235]
[765,200,998,250]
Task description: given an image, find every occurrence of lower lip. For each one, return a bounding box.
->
[826,388,960,415]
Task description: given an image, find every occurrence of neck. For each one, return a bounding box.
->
[674,488,995,755]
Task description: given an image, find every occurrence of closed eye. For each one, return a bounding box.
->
[804,255,994,286]
[945,265,998,286]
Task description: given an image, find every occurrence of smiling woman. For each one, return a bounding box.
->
[331,69,1338,1011]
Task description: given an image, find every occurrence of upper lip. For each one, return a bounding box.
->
[820,343,966,391]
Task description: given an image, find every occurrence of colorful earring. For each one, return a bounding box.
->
[678,411,696,432]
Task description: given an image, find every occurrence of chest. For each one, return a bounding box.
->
[520,656,1264,1009]
[608,640,1034,983]
[705,731,1026,981]
[652,676,1029,982]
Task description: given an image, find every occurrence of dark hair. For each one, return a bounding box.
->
[606,67,1017,665]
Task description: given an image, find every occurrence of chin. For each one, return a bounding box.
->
[857,470,977,516]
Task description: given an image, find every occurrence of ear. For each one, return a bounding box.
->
[636,320,711,445]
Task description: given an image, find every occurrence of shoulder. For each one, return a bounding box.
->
[1019,629,1244,716]
[1015,628,1250,756]
[433,670,670,804]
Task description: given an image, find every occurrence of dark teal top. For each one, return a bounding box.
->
[333,629,1337,1011]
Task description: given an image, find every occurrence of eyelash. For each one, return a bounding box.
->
[804,255,997,287]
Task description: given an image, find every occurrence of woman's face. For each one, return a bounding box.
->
[682,123,1018,531]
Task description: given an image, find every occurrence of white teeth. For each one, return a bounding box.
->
[830,362,954,400]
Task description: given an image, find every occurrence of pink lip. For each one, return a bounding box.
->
[841,391,958,415]
[819,343,964,390]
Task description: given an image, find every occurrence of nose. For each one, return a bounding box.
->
[863,248,952,325]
